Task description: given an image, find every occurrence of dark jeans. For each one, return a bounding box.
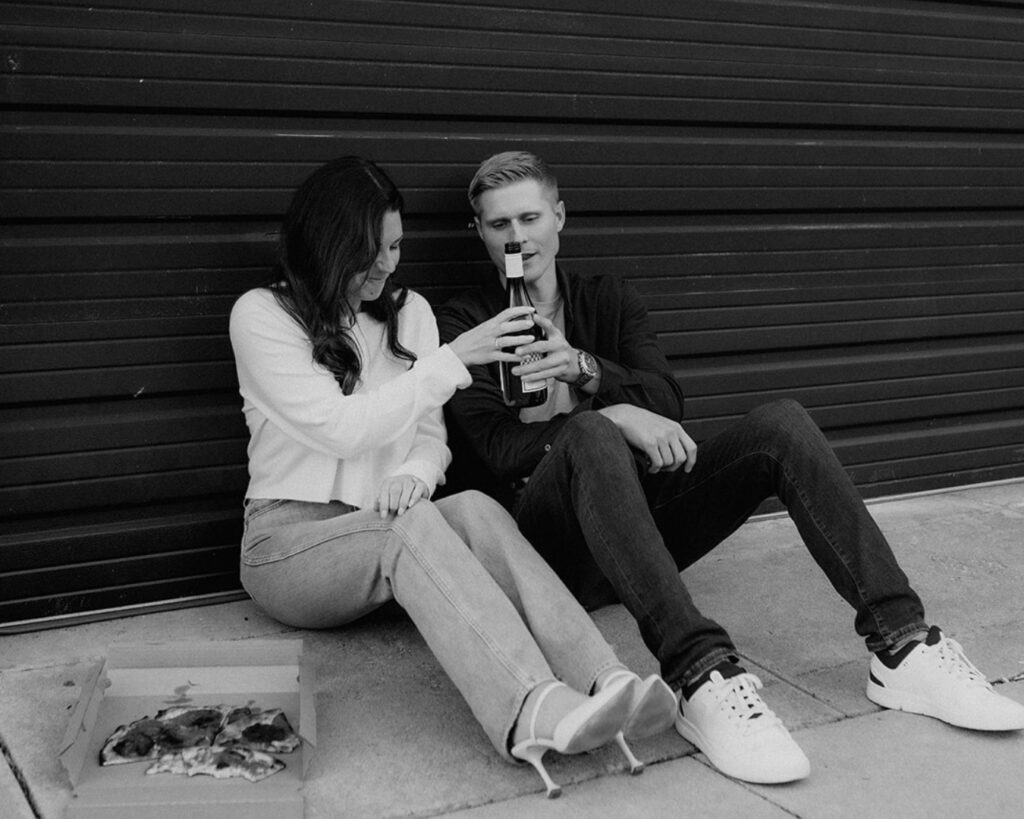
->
[513,399,927,690]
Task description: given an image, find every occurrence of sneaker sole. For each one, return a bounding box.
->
[674,715,810,785]
[866,678,1024,731]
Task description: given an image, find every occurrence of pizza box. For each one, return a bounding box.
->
[59,639,316,819]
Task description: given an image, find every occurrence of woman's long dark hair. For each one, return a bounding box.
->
[273,156,415,394]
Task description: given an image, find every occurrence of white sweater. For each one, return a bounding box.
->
[229,288,471,509]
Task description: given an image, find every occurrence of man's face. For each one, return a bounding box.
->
[474,179,565,289]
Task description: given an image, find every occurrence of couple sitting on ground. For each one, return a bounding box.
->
[228,151,1024,797]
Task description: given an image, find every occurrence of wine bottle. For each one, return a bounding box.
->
[499,241,548,407]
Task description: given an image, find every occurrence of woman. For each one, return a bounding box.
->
[228,156,675,797]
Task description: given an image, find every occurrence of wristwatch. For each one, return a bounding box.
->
[573,350,599,388]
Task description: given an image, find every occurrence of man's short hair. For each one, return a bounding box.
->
[468,151,560,214]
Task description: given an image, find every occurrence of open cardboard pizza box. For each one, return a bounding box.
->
[60,639,316,819]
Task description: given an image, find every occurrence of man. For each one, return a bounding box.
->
[435,150,1024,784]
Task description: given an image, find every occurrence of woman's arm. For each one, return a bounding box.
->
[229,290,470,461]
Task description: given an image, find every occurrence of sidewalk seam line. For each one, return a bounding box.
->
[0,732,43,819]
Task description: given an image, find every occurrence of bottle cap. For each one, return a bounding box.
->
[504,241,521,254]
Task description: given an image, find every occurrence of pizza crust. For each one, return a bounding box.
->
[146,745,286,783]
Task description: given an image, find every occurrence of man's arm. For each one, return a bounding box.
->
[587,277,685,420]
[436,298,588,482]
[507,275,684,420]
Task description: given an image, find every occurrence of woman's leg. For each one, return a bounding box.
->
[241,497,563,758]
[435,491,623,696]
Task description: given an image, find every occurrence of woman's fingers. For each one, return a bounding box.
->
[377,476,428,517]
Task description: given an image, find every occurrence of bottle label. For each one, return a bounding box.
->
[520,353,546,393]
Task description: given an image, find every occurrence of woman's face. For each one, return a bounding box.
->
[346,209,403,311]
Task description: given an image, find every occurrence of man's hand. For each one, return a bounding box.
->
[598,404,697,473]
[511,314,581,384]
[375,474,428,518]
[447,305,537,368]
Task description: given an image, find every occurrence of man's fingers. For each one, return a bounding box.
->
[661,437,687,472]
[644,444,664,473]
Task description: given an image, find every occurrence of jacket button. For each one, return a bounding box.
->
[544,444,551,451]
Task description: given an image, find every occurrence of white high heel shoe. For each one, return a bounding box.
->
[510,677,634,798]
[598,670,677,775]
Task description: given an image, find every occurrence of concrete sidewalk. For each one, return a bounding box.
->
[2,481,1023,818]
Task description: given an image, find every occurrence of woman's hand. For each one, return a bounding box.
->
[447,306,539,367]
[375,474,429,518]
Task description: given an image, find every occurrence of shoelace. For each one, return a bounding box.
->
[709,672,784,733]
[932,636,991,689]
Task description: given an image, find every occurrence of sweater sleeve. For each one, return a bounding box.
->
[230,289,470,462]
[388,306,455,495]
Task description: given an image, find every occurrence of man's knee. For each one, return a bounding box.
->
[558,410,626,448]
[747,399,826,450]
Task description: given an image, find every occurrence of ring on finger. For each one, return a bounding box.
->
[494,337,502,349]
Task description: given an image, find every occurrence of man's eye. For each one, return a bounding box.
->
[490,221,508,230]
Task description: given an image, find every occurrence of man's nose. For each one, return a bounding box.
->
[510,221,527,243]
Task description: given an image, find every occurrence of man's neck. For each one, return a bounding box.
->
[498,267,560,304]
[527,273,559,304]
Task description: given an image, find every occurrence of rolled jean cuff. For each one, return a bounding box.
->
[583,659,630,696]
[867,619,930,654]
[678,646,738,691]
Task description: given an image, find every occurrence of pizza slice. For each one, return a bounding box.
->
[154,704,230,748]
[215,706,301,754]
[100,705,230,765]
[146,745,285,783]
[100,717,168,765]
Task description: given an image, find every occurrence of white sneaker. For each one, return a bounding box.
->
[675,670,810,784]
[867,626,1024,731]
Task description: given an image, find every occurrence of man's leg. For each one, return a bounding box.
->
[647,398,926,652]
[514,410,811,783]
[651,399,1024,737]
[513,411,735,689]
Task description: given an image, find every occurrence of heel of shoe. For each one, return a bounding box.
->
[614,732,644,775]
[511,742,562,798]
[624,675,677,740]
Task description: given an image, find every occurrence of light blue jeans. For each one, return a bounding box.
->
[240,489,621,759]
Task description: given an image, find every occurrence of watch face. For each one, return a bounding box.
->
[576,352,596,386]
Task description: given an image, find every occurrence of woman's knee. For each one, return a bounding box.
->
[436,489,506,519]
[435,490,519,544]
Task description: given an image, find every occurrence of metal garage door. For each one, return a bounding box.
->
[3,0,1023,629]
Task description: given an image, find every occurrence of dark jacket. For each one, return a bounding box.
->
[434,266,685,507]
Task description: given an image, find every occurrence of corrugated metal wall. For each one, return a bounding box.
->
[3,0,1024,630]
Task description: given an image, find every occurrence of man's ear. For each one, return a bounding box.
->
[473,216,484,240]
[555,200,566,232]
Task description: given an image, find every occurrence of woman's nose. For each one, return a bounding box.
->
[377,252,398,274]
